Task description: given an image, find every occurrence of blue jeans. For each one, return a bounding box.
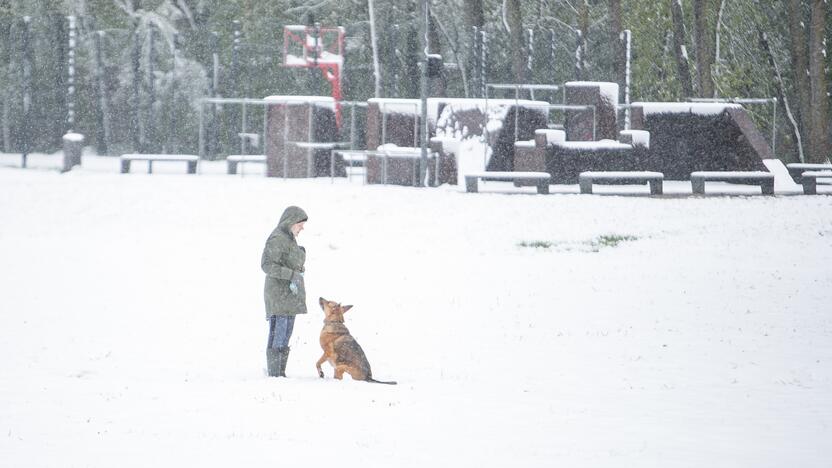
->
[267,315,295,350]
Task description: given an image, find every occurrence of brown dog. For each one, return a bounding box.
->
[316,297,396,385]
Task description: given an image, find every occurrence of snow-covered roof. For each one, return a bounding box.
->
[368,98,422,115]
[633,102,743,116]
[565,81,619,104]
[369,98,550,121]
[553,139,632,151]
[263,95,336,109]
[62,132,84,142]
[535,129,566,145]
[620,129,650,148]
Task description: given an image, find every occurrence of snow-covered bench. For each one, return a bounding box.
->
[690,171,774,195]
[333,150,369,183]
[226,155,266,174]
[464,171,551,194]
[120,154,199,174]
[786,163,832,184]
[800,171,832,195]
[579,171,664,195]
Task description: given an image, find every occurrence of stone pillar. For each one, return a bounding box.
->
[564,81,619,141]
[62,132,84,172]
[264,96,341,178]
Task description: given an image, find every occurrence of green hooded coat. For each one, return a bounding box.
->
[262,206,308,317]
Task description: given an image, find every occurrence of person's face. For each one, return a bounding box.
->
[290,221,305,237]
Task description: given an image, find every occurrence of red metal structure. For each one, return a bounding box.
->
[282,25,345,127]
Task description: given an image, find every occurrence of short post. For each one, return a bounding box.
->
[802,177,817,195]
[465,175,479,193]
[649,179,663,195]
[61,132,84,172]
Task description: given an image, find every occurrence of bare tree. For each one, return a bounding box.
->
[670,0,694,98]
[428,7,446,96]
[807,0,831,163]
[787,0,811,155]
[576,0,589,80]
[692,0,714,97]
[505,0,526,86]
[463,0,484,96]
[609,0,623,89]
[759,31,804,162]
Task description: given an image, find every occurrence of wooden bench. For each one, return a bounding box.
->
[120,154,199,174]
[786,163,832,184]
[226,155,266,174]
[579,171,664,195]
[464,171,551,194]
[690,171,774,195]
[800,171,832,195]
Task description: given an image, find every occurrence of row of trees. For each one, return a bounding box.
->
[0,0,829,163]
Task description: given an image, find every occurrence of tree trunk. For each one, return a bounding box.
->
[1,15,10,152]
[807,0,831,163]
[670,0,694,99]
[463,0,484,96]
[610,0,623,90]
[576,0,590,80]
[428,10,446,97]
[759,30,804,162]
[506,0,526,86]
[787,0,811,153]
[693,0,714,97]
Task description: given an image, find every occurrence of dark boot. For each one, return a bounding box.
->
[266,348,280,377]
[276,346,290,377]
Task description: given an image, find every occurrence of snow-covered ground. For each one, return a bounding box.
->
[1,151,831,467]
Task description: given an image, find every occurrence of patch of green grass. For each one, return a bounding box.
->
[518,234,638,252]
[591,234,638,249]
[517,240,554,249]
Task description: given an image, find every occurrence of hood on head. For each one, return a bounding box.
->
[278,206,308,232]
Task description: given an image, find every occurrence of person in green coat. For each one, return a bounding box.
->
[261,206,308,377]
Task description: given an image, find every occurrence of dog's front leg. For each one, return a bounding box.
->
[316,354,327,378]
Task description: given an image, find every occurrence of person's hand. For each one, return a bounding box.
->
[289,271,302,295]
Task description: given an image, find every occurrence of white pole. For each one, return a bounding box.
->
[67,15,76,131]
[623,29,631,130]
[368,0,382,98]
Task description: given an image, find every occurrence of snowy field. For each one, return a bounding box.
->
[1,152,831,467]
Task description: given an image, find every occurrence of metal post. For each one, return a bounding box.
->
[550,29,557,87]
[307,103,314,178]
[231,21,241,98]
[148,26,156,152]
[418,0,429,186]
[210,31,219,158]
[131,28,142,152]
[21,16,32,168]
[282,104,289,179]
[771,98,777,157]
[381,109,387,146]
[198,101,204,159]
[94,31,110,155]
[66,16,76,132]
[241,102,247,154]
[527,28,534,99]
[170,32,178,153]
[480,29,487,100]
[622,29,631,130]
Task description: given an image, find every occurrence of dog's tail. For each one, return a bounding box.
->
[367,378,397,385]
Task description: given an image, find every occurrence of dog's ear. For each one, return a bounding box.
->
[342,305,353,313]
[319,297,326,309]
